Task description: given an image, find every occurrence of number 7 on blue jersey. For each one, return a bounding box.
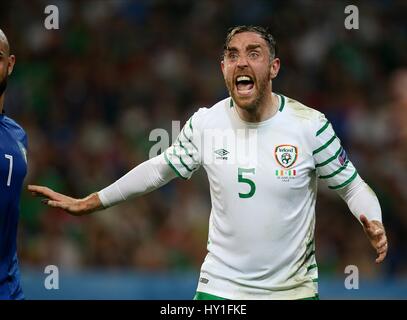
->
[4,154,13,187]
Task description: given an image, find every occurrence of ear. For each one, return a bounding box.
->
[269,58,280,80]
[7,55,15,76]
[221,60,226,78]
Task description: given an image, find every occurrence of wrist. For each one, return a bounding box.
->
[80,193,103,214]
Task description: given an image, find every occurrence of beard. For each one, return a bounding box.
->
[0,73,7,96]
[225,71,271,110]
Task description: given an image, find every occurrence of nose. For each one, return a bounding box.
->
[236,55,248,68]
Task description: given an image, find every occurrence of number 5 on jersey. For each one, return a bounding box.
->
[238,168,256,198]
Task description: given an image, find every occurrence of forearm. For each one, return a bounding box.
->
[336,176,382,223]
[97,152,177,208]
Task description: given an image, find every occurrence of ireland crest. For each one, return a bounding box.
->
[275,145,298,168]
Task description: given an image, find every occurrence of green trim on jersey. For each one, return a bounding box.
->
[313,135,337,155]
[301,294,320,300]
[319,160,349,179]
[278,94,285,112]
[194,291,319,300]
[164,151,187,180]
[316,121,330,136]
[230,98,234,108]
[173,147,193,172]
[306,239,314,249]
[189,118,193,131]
[307,263,318,271]
[305,250,315,262]
[194,291,227,300]
[178,140,195,161]
[181,128,198,152]
[315,146,342,168]
[328,170,358,189]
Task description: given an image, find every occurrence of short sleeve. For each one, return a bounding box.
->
[312,113,359,190]
[163,110,203,180]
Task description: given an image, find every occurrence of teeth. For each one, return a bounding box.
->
[237,76,252,82]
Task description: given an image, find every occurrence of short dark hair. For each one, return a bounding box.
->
[223,25,277,60]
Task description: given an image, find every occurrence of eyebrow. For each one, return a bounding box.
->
[226,46,238,52]
[246,44,261,51]
[226,44,262,52]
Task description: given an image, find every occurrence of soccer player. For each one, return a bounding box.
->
[0,29,27,300]
[28,26,387,300]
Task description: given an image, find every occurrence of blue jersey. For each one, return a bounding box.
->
[0,111,27,300]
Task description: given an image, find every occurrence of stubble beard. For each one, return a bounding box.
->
[226,72,270,111]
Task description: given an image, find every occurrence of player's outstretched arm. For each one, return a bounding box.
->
[28,152,178,215]
[28,185,102,216]
[360,214,388,264]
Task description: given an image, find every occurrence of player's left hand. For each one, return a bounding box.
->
[360,214,388,264]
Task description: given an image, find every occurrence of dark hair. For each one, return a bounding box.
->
[223,25,277,60]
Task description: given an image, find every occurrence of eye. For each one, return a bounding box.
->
[248,51,260,59]
[227,52,238,60]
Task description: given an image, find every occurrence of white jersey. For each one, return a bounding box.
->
[164,94,359,300]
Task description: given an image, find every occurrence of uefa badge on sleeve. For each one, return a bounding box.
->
[338,148,348,166]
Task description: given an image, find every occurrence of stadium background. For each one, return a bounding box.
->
[1,0,406,299]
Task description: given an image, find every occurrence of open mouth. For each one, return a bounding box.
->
[235,75,255,95]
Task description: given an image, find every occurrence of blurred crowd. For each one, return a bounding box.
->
[1,0,406,279]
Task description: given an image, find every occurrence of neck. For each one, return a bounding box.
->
[236,90,278,123]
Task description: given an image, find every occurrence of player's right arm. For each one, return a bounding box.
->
[28,111,203,216]
[28,152,178,216]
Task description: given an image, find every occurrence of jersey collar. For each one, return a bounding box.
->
[229,93,284,128]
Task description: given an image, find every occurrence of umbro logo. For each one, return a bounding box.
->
[214,148,229,160]
[199,277,209,284]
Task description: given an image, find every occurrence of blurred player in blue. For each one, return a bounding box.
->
[0,29,27,300]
